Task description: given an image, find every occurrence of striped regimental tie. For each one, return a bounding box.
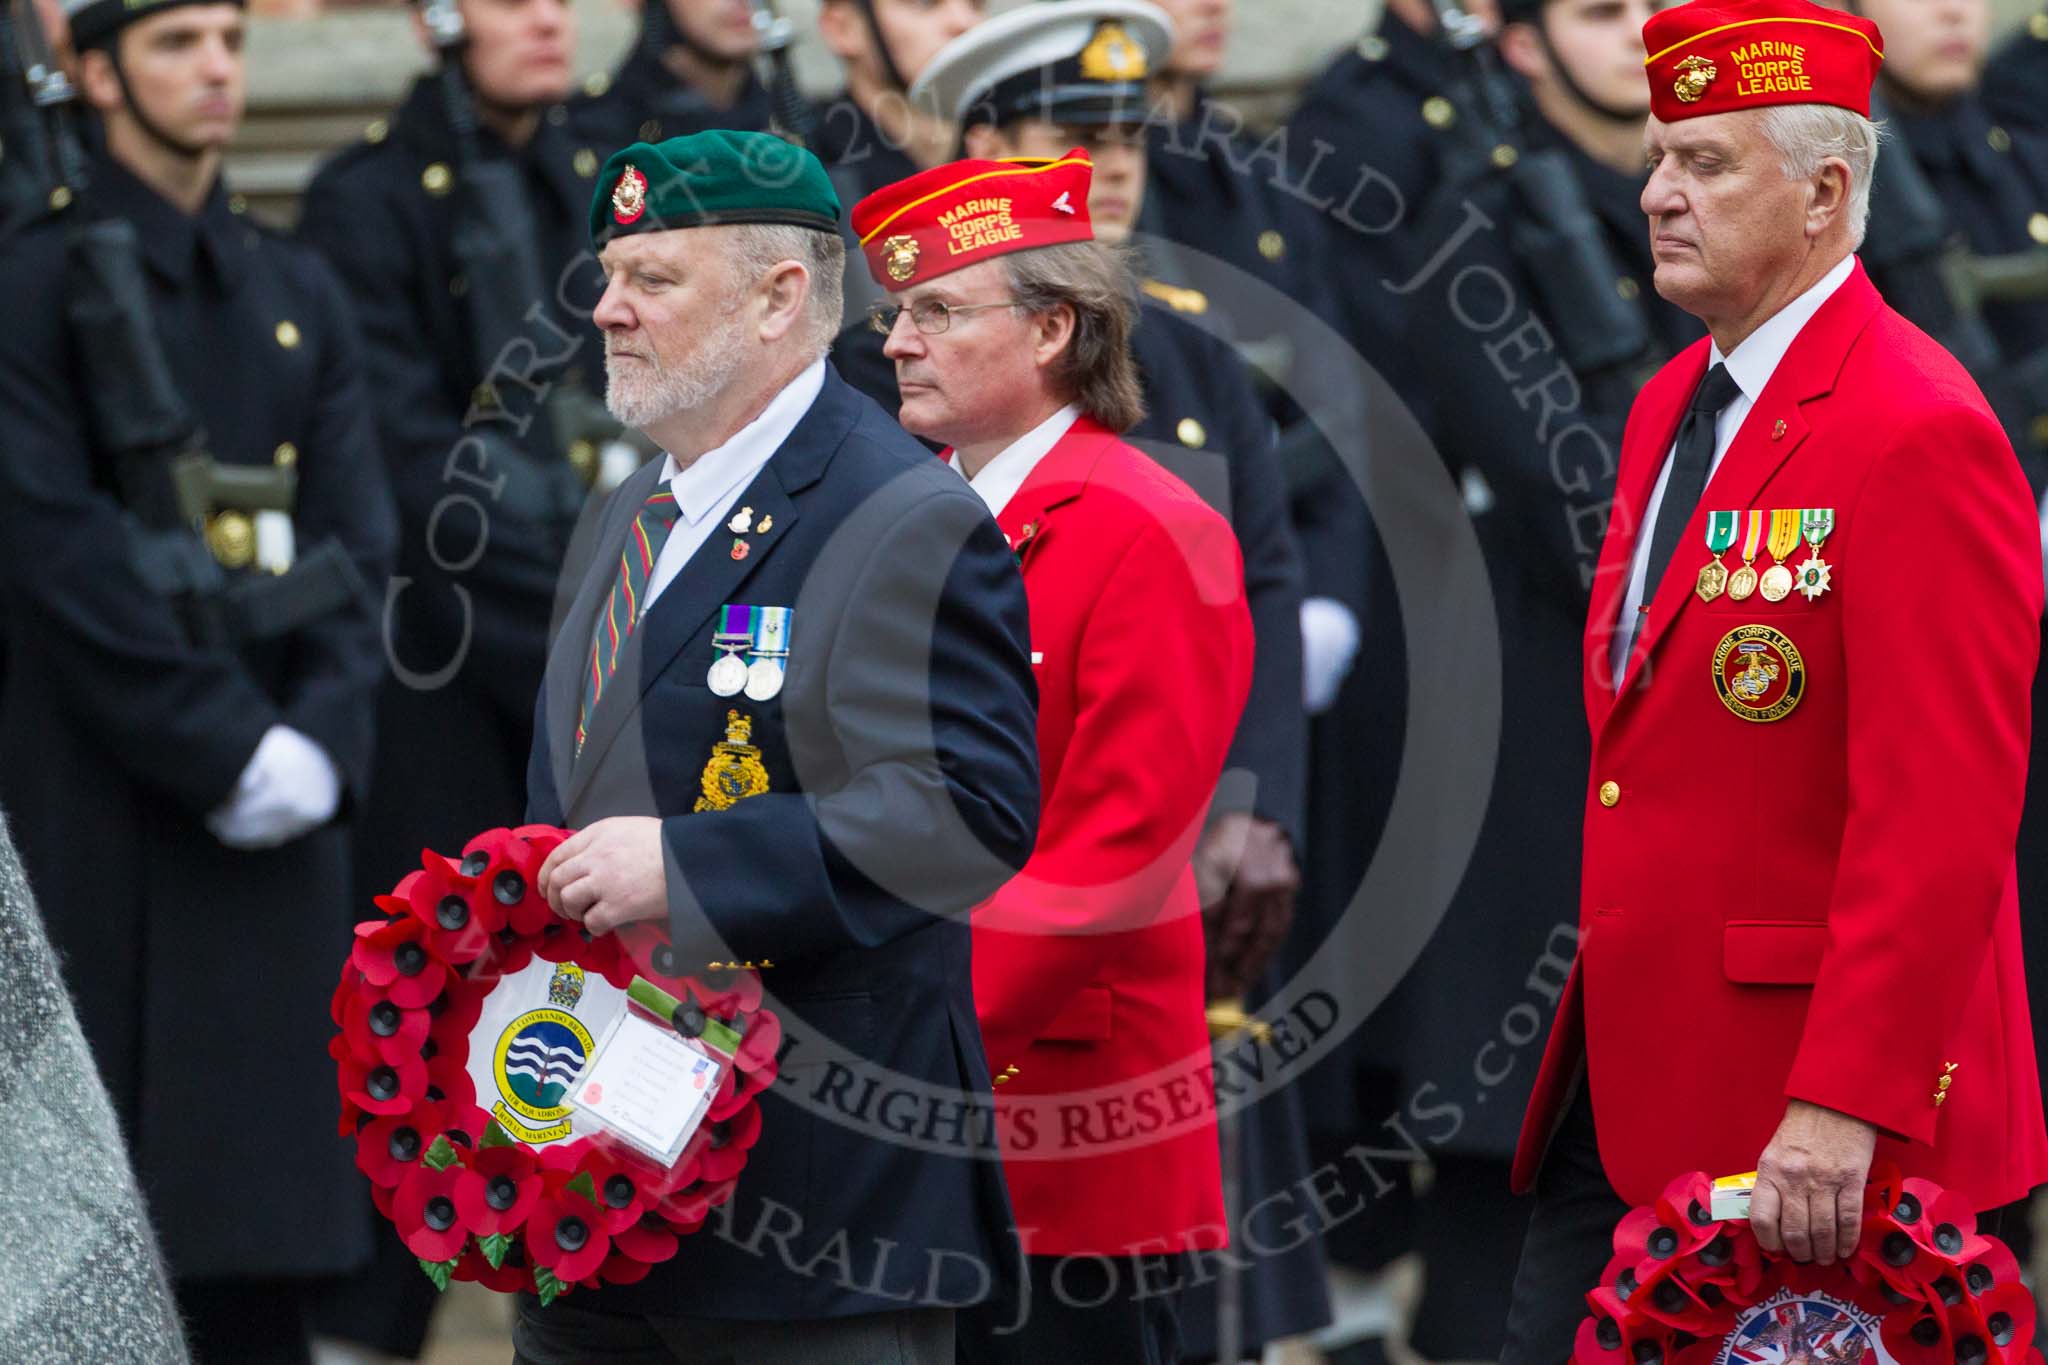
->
[578,486,682,754]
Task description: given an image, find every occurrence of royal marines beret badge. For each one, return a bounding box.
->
[611,165,648,226]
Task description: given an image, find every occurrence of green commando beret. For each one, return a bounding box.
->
[590,129,841,250]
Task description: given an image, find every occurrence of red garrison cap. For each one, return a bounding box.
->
[851,151,1095,289]
[1642,0,1884,123]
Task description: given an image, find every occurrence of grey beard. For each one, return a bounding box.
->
[604,314,749,430]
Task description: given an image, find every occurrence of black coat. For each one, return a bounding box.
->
[0,160,397,1279]
[1984,11,2048,132]
[527,366,1039,1319]
[1884,96,2048,367]
[1881,95,2048,1082]
[1382,121,1702,1159]
[574,40,773,153]
[298,77,609,894]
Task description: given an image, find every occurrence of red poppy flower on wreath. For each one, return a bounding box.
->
[341,987,431,1066]
[353,915,447,1009]
[1569,1165,2046,1364]
[394,1162,469,1262]
[695,1104,764,1185]
[453,1145,543,1237]
[333,826,777,1306]
[389,856,501,964]
[527,1186,612,1283]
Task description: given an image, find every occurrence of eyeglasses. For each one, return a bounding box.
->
[867,298,1024,335]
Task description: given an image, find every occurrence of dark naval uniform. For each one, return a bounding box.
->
[299,76,608,935]
[1391,108,1702,1356]
[296,73,610,1358]
[1882,97,2048,416]
[1985,8,2048,133]
[572,36,773,154]
[0,158,395,1322]
[1881,89,2048,1266]
[1286,8,1463,406]
[811,94,921,207]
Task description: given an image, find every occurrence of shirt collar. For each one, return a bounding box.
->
[1710,253,1856,402]
[658,357,827,522]
[948,404,1082,517]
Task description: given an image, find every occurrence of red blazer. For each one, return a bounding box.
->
[1512,263,2048,1211]
[968,416,1253,1256]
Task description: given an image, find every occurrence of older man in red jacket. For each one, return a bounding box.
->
[1500,0,2048,1357]
[851,152,1254,1365]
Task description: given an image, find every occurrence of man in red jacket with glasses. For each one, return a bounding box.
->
[1501,0,2048,1357]
[851,151,1254,1364]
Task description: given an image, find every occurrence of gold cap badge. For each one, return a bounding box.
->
[1079,21,1148,81]
[612,164,648,225]
[881,233,921,283]
[1673,55,1717,103]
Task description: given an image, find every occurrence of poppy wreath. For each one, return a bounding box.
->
[331,825,782,1304]
[1572,1165,2043,1364]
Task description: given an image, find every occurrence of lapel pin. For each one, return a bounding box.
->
[731,538,750,561]
[729,506,754,534]
[1772,419,1786,440]
[757,515,773,533]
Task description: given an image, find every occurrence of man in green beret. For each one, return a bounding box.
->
[516,129,1040,1363]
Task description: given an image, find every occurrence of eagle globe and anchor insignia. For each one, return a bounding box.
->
[1713,624,1806,723]
[881,234,921,283]
[1674,53,1719,102]
[489,963,595,1143]
[1713,1288,1893,1364]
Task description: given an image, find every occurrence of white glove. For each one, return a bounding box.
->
[206,725,342,850]
[1301,596,1362,715]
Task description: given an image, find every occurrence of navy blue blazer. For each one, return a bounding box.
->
[526,364,1039,1319]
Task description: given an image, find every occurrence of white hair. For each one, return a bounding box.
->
[723,222,847,362]
[1757,104,1882,249]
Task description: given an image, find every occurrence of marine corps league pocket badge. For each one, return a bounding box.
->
[1712,624,1805,723]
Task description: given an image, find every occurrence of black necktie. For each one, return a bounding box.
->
[1641,362,1742,603]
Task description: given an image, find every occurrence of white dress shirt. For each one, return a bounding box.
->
[1610,255,1855,688]
[947,404,1082,517]
[643,358,826,607]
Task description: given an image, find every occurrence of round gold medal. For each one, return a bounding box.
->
[1758,564,1794,602]
[1727,565,1758,601]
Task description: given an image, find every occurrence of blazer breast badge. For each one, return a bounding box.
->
[696,710,772,812]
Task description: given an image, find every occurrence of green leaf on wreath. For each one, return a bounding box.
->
[422,1135,460,1172]
[417,1255,456,1293]
[481,1118,517,1150]
[480,1232,513,1270]
[534,1265,566,1307]
[563,1171,599,1207]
